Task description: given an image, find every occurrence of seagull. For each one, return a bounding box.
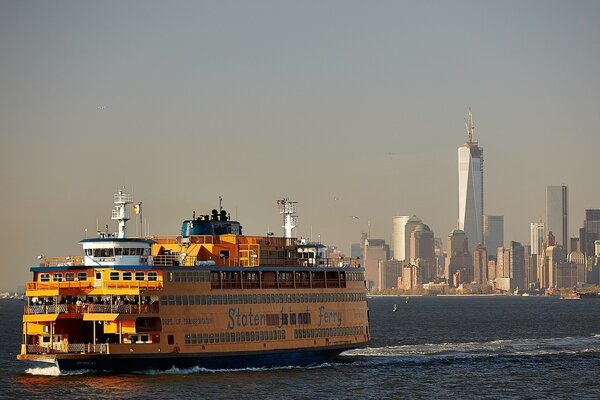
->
[351,216,359,219]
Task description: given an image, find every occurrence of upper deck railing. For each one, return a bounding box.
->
[37,256,85,267]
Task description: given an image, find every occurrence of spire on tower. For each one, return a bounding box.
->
[465,109,475,143]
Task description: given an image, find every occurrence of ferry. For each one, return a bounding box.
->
[17,191,370,372]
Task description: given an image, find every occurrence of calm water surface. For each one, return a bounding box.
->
[1,296,599,399]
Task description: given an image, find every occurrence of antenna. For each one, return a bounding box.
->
[277,198,298,239]
[465,109,475,143]
[111,189,132,238]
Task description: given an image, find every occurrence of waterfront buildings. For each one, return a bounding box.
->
[545,185,568,250]
[458,110,484,254]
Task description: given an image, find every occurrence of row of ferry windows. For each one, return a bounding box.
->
[108,271,158,281]
[160,292,366,306]
[293,326,365,340]
[39,271,158,282]
[184,330,286,345]
[171,271,365,282]
[85,248,150,257]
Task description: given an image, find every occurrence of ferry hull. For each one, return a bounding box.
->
[54,345,355,372]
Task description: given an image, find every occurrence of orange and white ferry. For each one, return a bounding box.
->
[17,191,370,372]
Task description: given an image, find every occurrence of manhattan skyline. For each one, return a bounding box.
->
[1,1,600,291]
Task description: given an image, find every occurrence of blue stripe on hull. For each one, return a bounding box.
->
[56,347,349,373]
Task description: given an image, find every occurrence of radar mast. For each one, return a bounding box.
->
[277,198,298,239]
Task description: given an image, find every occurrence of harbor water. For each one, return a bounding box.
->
[1,296,599,399]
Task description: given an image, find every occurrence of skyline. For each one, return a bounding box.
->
[2,1,600,290]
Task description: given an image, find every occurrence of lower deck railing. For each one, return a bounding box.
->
[26,343,108,354]
[25,303,159,315]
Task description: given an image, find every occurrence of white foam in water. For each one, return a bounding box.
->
[25,365,96,376]
[343,334,600,359]
[134,363,318,375]
[25,366,61,376]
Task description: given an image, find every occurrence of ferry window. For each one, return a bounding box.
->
[95,271,102,280]
[148,272,158,281]
[122,249,130,256]
[182,296,189,306]
[168,295,175,306]
[191,333,198,344]
[78,272,87,281]
[143,248,150,256]
[135,272,145,281]
[141,335,149,342]
[40,273,50,282]
[195,295,202,305]
[85,249,92,256]
[122,272,132,281]
[115,248,122,256]
[52,273,63,282]
[109,271,119,280]
[65,273,75,282]
[160,296,167,306]
[175,296,182,305]
[189,295,195,305]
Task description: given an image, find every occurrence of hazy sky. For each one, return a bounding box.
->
[1,1,599,290]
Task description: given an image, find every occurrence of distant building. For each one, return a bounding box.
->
[484,216,503,259]
[556,261,578,288]
[379,259,402,290]
[495,242,525,291]
[363,238,390,291]
[404,215,423,264]
[458,111,484,255]
[567,251,587,284]
[391,216,410,261]
[410,224,436,282]
[473,244,488,285]
[579,209,600,257]
[545,185,568,250]
[487,259,497,281]
[434,237,445,277]
[444,229,472,287]
[400,264,422,291]
[544,245,566,288]
[530,222,545,255]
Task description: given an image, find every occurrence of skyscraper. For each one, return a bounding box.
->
[444,229,472,287]
[458,110,483,254]
[579,209,600,257]
[484,216,503,259]
[530,222,545,255]
[545,185,568,250]
[391,215,410,261]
